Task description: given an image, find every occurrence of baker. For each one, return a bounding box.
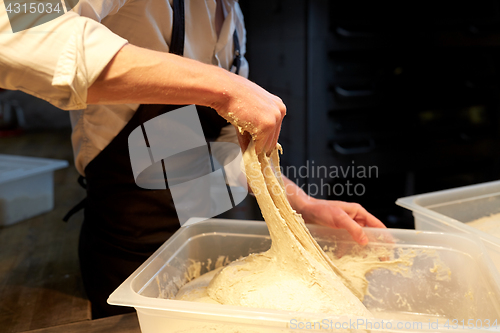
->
[0,0,386,319]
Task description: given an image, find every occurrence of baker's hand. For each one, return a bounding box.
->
[282,176,385,245]
[211,72,286,155]
[86,45,284,155]
[298,198,386,245]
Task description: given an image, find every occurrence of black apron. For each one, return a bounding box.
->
[77,0,241,318]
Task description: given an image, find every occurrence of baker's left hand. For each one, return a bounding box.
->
[296,198,386,245]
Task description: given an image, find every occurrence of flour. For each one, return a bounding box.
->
[177,142,373,316]
[466,212,500,238]
[174,142,459,318]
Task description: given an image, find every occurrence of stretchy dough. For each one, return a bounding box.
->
[176,142,372,317]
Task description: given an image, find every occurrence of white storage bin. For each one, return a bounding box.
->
[109,219,500,333]
[0,154,68,226]
[397,180,500,274]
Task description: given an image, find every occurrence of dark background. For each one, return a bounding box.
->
[2,1,500,229]
[2,2,500,330]
[238,0,500,228]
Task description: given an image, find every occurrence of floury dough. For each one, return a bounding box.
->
[466,213,500,238]
[176,142,372,317]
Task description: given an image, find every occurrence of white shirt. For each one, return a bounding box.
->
[0,0,247,175]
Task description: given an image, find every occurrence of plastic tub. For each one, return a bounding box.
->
[0,154,68,226]
[397,180,500,273]
[109,219,500,333]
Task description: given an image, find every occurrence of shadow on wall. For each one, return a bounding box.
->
[0,90,71,130]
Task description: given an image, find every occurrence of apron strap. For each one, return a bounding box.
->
[231,30,241,75]
[170,0,185,56]
[62,176,87,222]
[62,197,87,222]
[170,0,241,74]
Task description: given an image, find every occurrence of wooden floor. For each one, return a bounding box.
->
[0,130,90,332]
[21,313,141,333]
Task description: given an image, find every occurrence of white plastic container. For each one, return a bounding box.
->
[0,154,68,226]
[108,219,500,333]
[397,180,500,273]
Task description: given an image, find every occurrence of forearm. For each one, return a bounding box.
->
[88,43,286,155]
[87,44,231,108]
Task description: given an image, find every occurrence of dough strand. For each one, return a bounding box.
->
[177,142,372,317]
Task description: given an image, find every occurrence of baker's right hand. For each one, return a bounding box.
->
[211,71,286,155]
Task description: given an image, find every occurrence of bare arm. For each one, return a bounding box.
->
[88,44,285,155]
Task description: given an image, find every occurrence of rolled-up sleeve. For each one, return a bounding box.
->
[0,3,128,110]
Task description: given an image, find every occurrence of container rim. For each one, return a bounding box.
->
[0,154,69,184]
[108,218,500,324]
[396,180,500,248]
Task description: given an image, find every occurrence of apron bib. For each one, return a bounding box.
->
[77,0,241,318]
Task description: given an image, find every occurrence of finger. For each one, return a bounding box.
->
[357,207,386,229]
[273,95,287,121]
[334,210,369,246]
[346,204,395,246]
[269,116,282,155]
[268,97,286,155]
[341,202,386,229]
[264,113,279,155]
[266,127,279,156]
[263,127,276,156]
[253,133,267,155]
